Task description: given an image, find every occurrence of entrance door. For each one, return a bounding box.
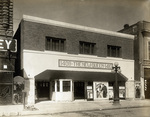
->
[145,79,150,99]
[74,82,85,99]
[37,81,50,99]
[144,68,150,99]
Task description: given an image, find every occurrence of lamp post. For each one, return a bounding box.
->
[112,62,120,105]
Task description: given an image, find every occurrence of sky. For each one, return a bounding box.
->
[13,0,150,33]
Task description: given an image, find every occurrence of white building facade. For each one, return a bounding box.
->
[14,15,135,105]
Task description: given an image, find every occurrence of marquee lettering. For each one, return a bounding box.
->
[59,59,113,70]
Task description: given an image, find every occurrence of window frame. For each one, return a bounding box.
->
[148,41,150,60]
[79,41,96,55]
[107,45,121,58]
[45,36,66,52]
[63,81,71,92]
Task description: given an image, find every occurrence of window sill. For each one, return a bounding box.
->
[78,54,97,57]
[44,50,68,55]
[106,57,123,60]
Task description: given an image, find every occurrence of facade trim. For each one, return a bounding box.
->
[23,49,134,62]
[23,15,134,40]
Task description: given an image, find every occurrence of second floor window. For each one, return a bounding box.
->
[79,41,95,55]
[46,37,65,52]
[107,45,121,57]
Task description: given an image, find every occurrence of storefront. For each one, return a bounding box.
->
[34,60,129,102]
[0,38,17,105]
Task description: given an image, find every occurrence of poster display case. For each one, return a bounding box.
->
[86,86,93,101]
[94,82,108,99]
[108,86,125,99]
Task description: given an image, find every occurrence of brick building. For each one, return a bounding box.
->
[119,21,150,99]
[14,15,135,105]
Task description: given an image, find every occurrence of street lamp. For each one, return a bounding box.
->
[112,62,120,105]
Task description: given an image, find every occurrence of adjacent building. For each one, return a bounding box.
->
[0,0,16,105]
[14,15,135,105]
[119,21,150,99]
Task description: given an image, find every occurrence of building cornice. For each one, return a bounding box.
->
[23,15,134,40]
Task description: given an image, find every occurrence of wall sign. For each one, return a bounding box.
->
[0,39,17,52]
[59,59,113,70]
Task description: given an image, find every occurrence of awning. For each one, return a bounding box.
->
[35,70,128,82]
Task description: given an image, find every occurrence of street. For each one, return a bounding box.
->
[10,107,150,117]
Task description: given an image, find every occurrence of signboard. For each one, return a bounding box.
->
[59,59,113,70]
[0,39,17,52]
[135,82,141,98]
[87,86,93,101]
[0,84,13,105]
[108,86,113,99]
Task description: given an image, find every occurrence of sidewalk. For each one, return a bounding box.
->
[0,99,150,116]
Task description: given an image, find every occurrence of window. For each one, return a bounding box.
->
[46,37,65,52]
[79,41,95,55]
[63,81,70,92]
[107,45,121,57]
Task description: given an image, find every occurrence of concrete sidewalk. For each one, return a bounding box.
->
[0,99,150,116]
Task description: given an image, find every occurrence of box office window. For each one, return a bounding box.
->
[79,41,95,55]
[63,81,70,92]
[46,37,65,52]
[107,45,121,57]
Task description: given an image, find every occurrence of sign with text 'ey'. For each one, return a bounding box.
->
[0,39,17,52]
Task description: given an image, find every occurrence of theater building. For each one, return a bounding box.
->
[119,21,150,99]
[14,15,135,105]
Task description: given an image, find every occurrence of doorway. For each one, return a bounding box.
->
[145,79,150,99]
[74,82,85,99]
[144,68,150,99]
[36,81,50,100]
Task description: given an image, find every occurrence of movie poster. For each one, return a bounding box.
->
[108,86,126,99]
[135,82,141,98]
[95,82,108,99]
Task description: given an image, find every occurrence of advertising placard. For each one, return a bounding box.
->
[95,82,108,99]
[87,86,93,101]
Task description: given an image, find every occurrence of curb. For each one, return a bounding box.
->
[3,105,148,116]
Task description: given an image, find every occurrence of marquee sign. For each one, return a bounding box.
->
[0,39,17,52]
[59,59,113,70]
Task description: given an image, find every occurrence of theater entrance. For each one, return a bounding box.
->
[36,81,50,100]
[74,82,85,99]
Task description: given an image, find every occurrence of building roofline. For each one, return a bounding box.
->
[23,15,134,40]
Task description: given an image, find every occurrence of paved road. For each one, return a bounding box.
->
[10,107,150,117]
